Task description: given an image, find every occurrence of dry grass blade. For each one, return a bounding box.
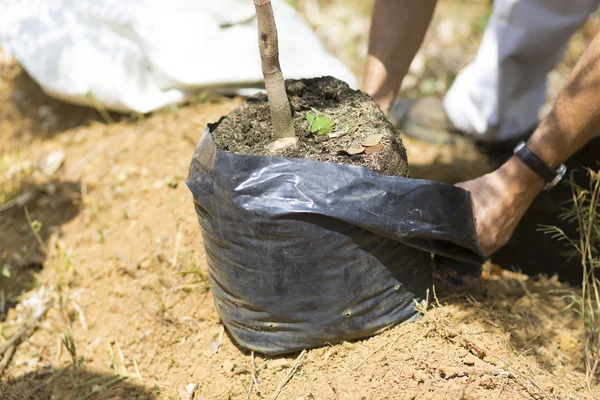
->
[251,351,261,396]
[115,341,128,374]
[133,358,143,384]
[61,327,78,369]
[71,300,88,331]
[171,229,183,267]
[575,171,600,387]
[76,374,127,400]
[0,189,35,213]
[0,341,18,375]
[541,169,600,389]
[270,350,307,400]
[493,381,506,400]
[246,350,262,400]
[0,304,51,376]
[25,206,47,254]
[246,380,253,400]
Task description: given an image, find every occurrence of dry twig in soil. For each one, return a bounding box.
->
[249,351,261,399]
[270,349,307,400]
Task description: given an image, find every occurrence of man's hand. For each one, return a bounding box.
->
[456,157,545,257]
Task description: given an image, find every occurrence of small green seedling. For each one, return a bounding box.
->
[25,207,47,254]
[306,107,335,135]
[153,383,162,395]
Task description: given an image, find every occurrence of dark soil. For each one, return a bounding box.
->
[211,76,409,177]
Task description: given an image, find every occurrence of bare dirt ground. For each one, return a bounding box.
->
[1,1,600,399]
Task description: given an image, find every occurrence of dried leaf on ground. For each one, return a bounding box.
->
[365,143,383,154]
[340,147,365,155]
[361,134,383,147]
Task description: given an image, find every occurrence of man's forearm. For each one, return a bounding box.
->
[529,32,600,168]
[500,31,600,194]
[362,0,437,114]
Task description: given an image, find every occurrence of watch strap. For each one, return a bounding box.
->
[513,142,557,183]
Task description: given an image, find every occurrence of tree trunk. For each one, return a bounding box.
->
[253,0,296,140]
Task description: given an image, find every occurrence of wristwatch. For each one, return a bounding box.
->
[513,141,567,190]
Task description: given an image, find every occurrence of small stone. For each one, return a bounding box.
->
[153,180,165,190]
[166,176,178,188]
[268,137,298,152]
[269,358,289,370]
[438,366,466,379]
[223,360,235,373]
[187,383,198,398]
[40,149,65,176]
[463,353,479,366]
[178,382,197,400]
[413,370,427,383]
[208,340,221,354]
[327,130,348,139]
[187,383,197,393]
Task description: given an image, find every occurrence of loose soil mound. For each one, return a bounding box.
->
[212,76,409,177]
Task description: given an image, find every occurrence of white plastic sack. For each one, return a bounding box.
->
[0,0,357,113]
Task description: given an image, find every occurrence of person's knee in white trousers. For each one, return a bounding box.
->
[444,0,599,143]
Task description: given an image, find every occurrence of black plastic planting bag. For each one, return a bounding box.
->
[186,127,485,355]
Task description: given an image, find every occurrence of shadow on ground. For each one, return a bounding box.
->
[0,181,82,320]
[3,68,127,141]
[1,367,157,400]
[434,270,583,374]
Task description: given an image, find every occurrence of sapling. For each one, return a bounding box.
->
[253,0,297,149]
